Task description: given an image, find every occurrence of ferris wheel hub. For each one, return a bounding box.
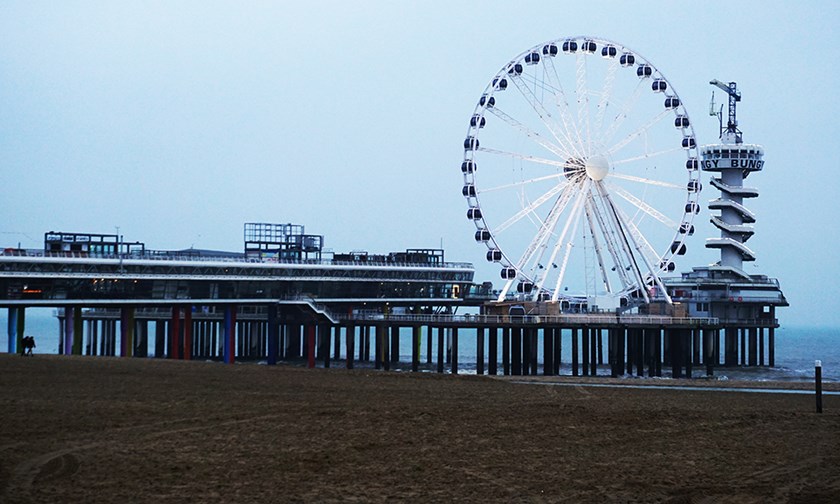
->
[585,155,610,181]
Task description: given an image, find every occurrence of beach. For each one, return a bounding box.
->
[1,355,838,503]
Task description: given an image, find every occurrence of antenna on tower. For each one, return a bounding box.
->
[709,79,742,143]
[709,91,724,138]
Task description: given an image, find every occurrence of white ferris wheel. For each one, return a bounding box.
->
[462,36,701,307]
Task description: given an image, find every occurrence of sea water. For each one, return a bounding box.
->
[2,308,837,383]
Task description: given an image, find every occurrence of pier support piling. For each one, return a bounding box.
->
[585,328,593,375]
[412,326,420,372]
[223,306,237,365]
[437,327,445,373]
[267,306,279,365]
[521,328,529,376]
[7,307,24,354]
[684,330,693,379]
[346,325,355,369]
[436,326,444,374]
[451,328,459,375]
[488,327,498,375]
[120,307,135,358]
[476,327,485,375]
[390,325,399,364]
[511,328,522,376]
[543,328,554,376]
[759,328,765,366]
[170,307,181,360]
[502,327,510,376]
[306,324,316,369]
[183,306,192,360]
[749,328,758,367]
[426,324,433,364]
[321,324,331,368]
[375,325,383,370]
[334,326,341,362]
[704,329,715,376]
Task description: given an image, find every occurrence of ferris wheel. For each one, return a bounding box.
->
[462,36,701,306]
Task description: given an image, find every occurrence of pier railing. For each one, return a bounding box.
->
[2,248,474,270]
[335,313,720,327]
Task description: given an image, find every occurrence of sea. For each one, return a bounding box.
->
[3,308,838,383]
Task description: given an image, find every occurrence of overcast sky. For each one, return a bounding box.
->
[1,0,838,328]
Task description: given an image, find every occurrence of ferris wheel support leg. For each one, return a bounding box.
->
[549,185,589,301]
[584,204,613,294]
[593,183,648,303]
[599,183,675,305]
[497,278,516,302]
[651,272,673,305]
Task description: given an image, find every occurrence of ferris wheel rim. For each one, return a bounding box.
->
[461,35,701,303]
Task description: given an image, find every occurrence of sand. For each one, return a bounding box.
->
[1,354,838,503]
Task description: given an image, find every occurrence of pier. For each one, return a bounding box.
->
[2,258,778,379]
[1,222,783,378]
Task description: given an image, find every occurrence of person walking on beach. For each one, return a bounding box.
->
[21,335,35,356]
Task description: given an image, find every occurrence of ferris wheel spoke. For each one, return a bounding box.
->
[608,172,683,189]
[517,65,565,100]
[477,147,567,169]
[486,107,575,160]
[606,109,672,156]
[608,183,680,230]
[494,182,569,235]
[509,73,586,161]
[542,57,587,160]
[507,73,570,146]
[480,172,566,194]
[598,78,646,148]
[611,146,685,167]
[593,58,619,143]
[574,52,593,158]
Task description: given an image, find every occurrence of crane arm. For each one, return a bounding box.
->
[710,79,741,101]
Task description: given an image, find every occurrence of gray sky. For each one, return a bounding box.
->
[1,0,838,328]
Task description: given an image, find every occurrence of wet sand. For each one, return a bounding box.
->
[1,354,838,503]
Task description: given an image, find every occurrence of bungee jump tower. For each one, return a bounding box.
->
[664,80,787,367]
